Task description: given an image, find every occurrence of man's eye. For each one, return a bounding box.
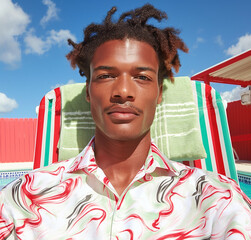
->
[135,75,151,81]
[97,74,114,79]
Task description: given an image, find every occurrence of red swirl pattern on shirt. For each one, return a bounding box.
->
[0,140,250,239]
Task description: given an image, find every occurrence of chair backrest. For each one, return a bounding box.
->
[187,81,238,181]
[33,88,61,169]
[33,77,238,182]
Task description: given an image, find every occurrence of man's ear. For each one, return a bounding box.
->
[85,81,90,103]
[157,84,163,104]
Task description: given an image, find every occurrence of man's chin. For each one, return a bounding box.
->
[102,129,150,143]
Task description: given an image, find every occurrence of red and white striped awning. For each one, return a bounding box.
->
[191,49,251,87]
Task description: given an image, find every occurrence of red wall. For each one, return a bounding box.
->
[0,118,37,163]
[227,100,251,161]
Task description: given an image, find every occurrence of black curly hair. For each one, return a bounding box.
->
[66,4,188,84]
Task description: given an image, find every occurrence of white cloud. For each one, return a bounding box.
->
[51,79,76,89]
[24,29,76,55]
[196,37,204,43]
[215,35,224,47]
[48,30,75,45]
[226,33,251,56]
[193,37,204,48]
[0,93,18,113]
[221,86,248,103]
[0,0,30,66]
[40,0,59,27]
[24,29,48,55]
[67,79,75,85]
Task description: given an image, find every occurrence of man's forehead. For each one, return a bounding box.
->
[90,39,159,68]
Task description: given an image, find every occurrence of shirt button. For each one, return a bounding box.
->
[145,174,152,181]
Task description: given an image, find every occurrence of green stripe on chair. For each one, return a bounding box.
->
[215,91,238,182]
[195,81,213,172]
[44,99,53,167]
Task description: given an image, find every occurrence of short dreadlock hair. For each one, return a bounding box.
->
[66,4,188,84]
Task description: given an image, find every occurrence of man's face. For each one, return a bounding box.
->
[87,38,162,141]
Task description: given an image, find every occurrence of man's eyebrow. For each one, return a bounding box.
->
[93,66,116,71]
[136,67,156,73]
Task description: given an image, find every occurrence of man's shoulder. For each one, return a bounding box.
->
[151,147,239,191]
[167,160,251,210]
[169,159,240,192]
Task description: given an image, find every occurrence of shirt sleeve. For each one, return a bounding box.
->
[212,177,251,240]
[0,190,15,240]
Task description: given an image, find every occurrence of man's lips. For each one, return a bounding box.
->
[105,104,142,122]
[105,103,142,115]
[107,106,140,115]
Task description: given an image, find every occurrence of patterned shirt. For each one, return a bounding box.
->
[0,138,251,240]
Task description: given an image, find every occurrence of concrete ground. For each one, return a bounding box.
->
[235,160,251,173]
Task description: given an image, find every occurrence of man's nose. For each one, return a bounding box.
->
[111,74,135,103]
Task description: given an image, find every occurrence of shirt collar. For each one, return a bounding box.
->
[66,137,96,173]
[144,142,179,176]
[67,137,179,176]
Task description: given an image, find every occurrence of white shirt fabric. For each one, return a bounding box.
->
[0,138,250,239]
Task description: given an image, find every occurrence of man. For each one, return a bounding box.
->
[0,5,250,239]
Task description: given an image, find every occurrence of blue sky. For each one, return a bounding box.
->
[1,0,251,118]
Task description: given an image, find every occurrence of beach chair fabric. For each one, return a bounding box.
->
[151,77,207,162]
[33,88,61,169]
[190,81,238,180]
[56,77,206,162]
[33,78,238,182]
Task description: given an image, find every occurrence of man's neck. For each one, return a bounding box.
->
[94,130,151,196]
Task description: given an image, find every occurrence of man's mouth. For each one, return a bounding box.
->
[106,104,141,122]
[108,106,139,115]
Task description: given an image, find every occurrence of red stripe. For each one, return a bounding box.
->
[182,161,190,166]
[205,84,226,175]
[33,97,45,169]
[201,76,251,87]
[52,88,61,163]
[193,159,202,169]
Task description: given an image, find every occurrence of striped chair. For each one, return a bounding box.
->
[33,88,61,169]
[33,78,238,182]
[185,81,238,180]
